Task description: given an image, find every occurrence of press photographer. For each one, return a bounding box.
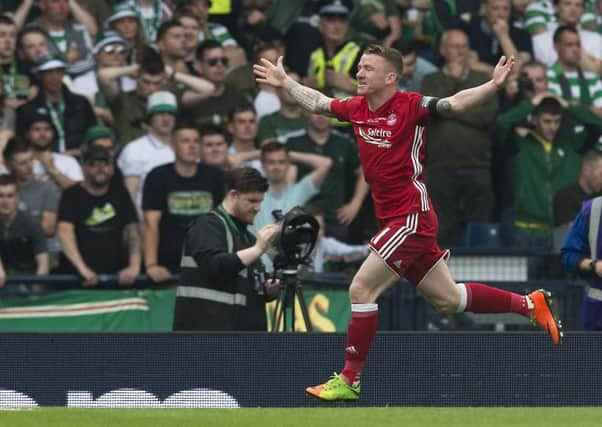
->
[173,167,281,331]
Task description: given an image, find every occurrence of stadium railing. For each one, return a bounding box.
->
[0,249,585,331]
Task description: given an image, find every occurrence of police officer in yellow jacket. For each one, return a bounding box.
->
[307,1,360,128]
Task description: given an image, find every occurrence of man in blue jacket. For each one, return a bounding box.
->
[561,196,602,329]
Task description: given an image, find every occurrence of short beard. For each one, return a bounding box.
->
[30,141,52,152]
[89,177,111,189]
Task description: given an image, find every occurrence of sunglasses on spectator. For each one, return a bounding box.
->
[322,13,348,21]
[206,57,229,67]
[85,159,111,167]
[103,44,126,54]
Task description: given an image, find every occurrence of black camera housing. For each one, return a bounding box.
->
[271,207,319,269]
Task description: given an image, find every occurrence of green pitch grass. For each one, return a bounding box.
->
[3,407,602,427]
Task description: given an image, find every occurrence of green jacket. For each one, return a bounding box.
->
[496,100,602,234]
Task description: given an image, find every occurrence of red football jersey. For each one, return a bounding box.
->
[330,91,433,220]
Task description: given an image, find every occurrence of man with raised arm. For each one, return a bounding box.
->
[254,45,563,401]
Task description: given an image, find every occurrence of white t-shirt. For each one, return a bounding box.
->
[0,154,83,183]
[117,133,174,209]
[71,70,137,101]
[34,154,83,182]
[533,24,602,66]
[254,90,281,120]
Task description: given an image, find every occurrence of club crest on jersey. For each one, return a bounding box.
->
[358,127,392,149]
[386,112,397,126]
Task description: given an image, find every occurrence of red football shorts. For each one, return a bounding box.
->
[369,209,449,286]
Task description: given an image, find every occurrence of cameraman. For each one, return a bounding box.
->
[499,61,548,111]
[173,167,281,331]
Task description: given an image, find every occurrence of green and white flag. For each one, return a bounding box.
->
[0,289,175,332]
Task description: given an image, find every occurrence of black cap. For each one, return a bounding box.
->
[82,144,111,164]
[26,110,54,129]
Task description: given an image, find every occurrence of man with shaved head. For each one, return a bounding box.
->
[421,29,499,246]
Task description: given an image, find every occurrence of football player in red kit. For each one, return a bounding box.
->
[254,44,562,402]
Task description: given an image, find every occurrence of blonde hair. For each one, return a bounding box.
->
[363,44,404,81]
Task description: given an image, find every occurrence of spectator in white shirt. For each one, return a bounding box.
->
[532,0,602,71]
[24,111,82,191]
[117,91,177,210]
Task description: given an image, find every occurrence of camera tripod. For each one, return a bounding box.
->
[271,267,312,332]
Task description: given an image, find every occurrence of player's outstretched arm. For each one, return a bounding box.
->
[253,56,334,115]
[435,55,515,115]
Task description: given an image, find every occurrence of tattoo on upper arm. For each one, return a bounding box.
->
[285,79,333,116]
[123,223,142,256]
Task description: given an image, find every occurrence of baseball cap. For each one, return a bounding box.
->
[33,53,66,73]
[319,0,351,15]
[84,125,113,144]
[26,108,54,129]
[82,144,111,164]
[92,30,128,55]
[147,91,178,115]
[106,3,139,26]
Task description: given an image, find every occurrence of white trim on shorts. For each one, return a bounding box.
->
[376,213,419,261]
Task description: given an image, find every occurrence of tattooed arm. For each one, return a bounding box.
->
[254,56,334,116]
[283,78,334,115]
[435,56,515,116]
[435,81,498,116]
[124,222,142,259]
[119,222,142,287]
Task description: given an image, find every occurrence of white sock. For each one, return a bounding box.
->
[455,283,467,313]
[351,303,378,312]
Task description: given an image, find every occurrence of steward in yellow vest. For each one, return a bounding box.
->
[307,1,361,128]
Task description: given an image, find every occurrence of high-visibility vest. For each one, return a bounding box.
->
[589,196,602,261]
[209,0,231,15]
[308,41,360,126]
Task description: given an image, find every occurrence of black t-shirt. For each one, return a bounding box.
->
[58,183,138,273]
[465,18,533,66]
[142,163,225,270]
[0,210,46,274]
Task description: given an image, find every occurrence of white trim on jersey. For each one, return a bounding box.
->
[379,213,418,260]
[410,125,429,211]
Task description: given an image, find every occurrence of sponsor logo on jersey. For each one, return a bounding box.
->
[358,127,392,148]
[386,113,397,126]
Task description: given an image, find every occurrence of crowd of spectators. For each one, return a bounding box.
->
[0,0,600,287]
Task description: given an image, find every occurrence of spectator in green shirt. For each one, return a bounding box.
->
[257,71,308,144]
[496,93,602,248]
[287,111,369,242]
